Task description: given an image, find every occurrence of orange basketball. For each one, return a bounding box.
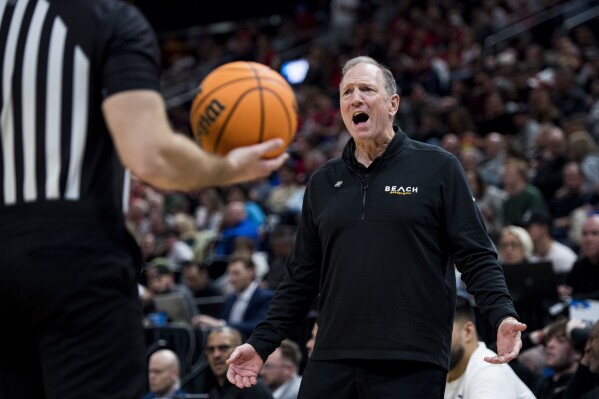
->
[189,61,298,158]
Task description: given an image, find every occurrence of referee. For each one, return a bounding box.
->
[0,1,287,398]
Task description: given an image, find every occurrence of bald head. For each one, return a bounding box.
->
[148,349,180,396]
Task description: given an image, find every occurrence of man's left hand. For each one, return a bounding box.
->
[484,317,527,364]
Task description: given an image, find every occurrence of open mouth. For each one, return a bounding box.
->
[352,112,369,124]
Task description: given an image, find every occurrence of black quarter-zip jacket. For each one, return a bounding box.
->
[248,128,517,370]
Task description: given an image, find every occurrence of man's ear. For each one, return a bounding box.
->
[463,321,477,342]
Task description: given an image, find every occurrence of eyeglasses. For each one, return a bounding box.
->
[205,344,234,354]
[500,241,522,249]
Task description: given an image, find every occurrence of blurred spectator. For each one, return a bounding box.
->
[521,210,577,278]
[477,91,517,136]
[558,215,599,300]
[497,225,550,332]
[445,296,535,399]
[145,349,186,399]
[205,327,273,399]
[478,132,507,188]
[467,169,507,242]
[232,236,270,283]
[529,88,561,125]
[551,66,588,120]
[141,232,162,264]
[181,261,223,317]
[440,133,461,157]
[260,339,303,399]
[498,225,534,266]
[192,256,273,338]
[531,126,569,202]
[262,224,296,291]
[550,162,593,246]
[145,259,198,323]
[163,227,194,273]
[212,201,260,257]
[194,188,225,234]
[226,185,266,229]
[563,320,599,399]
[265,161,305,217]
[502,158,547,225]
[561,114,598,164]
[534,318,582,399]
[511,105,541,161]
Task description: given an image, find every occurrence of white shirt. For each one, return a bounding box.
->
[228,281,258,324]
[273,374,302,399]
[530,240,577,274]
[445,342,536,399]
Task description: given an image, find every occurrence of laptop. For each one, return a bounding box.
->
[501,261,559,303]
[152,292,194,325]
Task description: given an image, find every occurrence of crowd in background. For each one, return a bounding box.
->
[129,0,599,397]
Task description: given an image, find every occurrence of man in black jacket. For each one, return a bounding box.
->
[225,56,526,398]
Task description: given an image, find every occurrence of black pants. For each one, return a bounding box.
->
[0,211,146,399]
[299,359,447,399]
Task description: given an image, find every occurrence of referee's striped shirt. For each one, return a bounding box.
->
[0,0,160,216]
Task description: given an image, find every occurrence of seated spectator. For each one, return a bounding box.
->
[498,225,534,266]
[498,225,551,332]
[232,236,270,283]
[261,339,303,399]
[226,184,266,228]
[466,168,507,243]
[265,161,304,216]
[534,318,582,399]
[262,224,296,291]
[444,296,536,399]
[194,188,225,234]
[205,327,273,399]
[550,162,593,246]
[145,259,198,324]
[561,113,598,164]
[559,215,599,300]
[531,126,569,202]
[563,320,599,399]
[145,349,186,399]
[521,210,577,280]
[162,227,194,273]
[192,256,273,338]
[181,261,223,317]
[478,132,507,188]
[213,201,260,257]
[502,157,548,226]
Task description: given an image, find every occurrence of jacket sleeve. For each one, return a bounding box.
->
[442,155,518,330]
[247,183,322,361]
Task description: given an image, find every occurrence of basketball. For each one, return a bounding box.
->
[189,61,298,158]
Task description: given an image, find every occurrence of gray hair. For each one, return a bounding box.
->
[341,56,397,98]
[502,225,534,259]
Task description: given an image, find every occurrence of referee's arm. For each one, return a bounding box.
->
[103,89,287,191]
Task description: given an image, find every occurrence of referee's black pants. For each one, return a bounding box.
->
[299,359,447,399]
[0,208,146,399]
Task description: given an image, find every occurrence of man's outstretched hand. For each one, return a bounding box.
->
[484,317,527,364]
[226,343,264,388]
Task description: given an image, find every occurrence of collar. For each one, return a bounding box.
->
[237,281,259,302]
[342,126,408,169]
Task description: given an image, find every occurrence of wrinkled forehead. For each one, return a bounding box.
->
[340,63,383,88]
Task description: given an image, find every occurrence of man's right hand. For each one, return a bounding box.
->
[226,343,264,388]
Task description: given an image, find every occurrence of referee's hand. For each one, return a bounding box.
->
[484,317,527,364]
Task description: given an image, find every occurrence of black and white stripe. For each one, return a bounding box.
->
[0,0,90,206]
